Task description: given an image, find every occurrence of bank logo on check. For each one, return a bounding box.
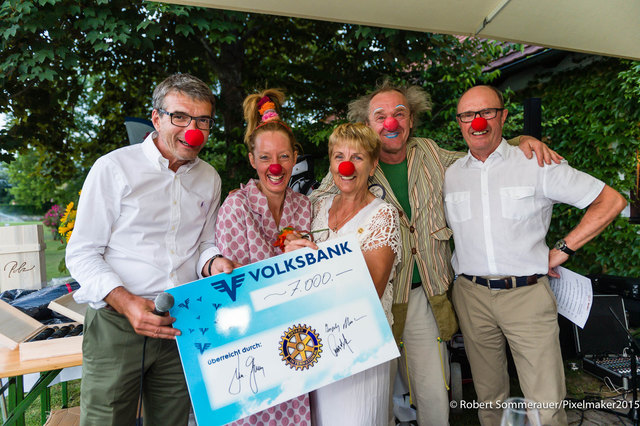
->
[211,274,245,302]
[279,324,322,370]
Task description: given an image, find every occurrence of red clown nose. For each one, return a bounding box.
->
[338,161,355,176]
[383,116,399,132]
[471,117,488,131]
[184,129,205,146]
[268,164,283,175]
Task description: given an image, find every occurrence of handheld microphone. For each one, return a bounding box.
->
[139,292,175,424]
[152,292,175,316]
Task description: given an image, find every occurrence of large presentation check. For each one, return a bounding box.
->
[167,234,399,426]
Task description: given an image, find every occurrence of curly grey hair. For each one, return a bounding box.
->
[347,78,432,131]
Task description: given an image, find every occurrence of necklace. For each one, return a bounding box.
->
[330,210,359,232]
[329,197,369,232]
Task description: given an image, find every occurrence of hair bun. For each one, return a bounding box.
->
[257,96,271,109]
[257,96,279,122]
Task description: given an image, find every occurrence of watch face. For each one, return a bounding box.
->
[554,240,565,250]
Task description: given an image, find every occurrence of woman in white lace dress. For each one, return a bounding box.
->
[286,122,401,426]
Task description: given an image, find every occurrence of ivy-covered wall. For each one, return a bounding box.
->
[506,58,640,277]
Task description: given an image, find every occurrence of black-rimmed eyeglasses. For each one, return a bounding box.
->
[456,108,505,123]
[157,109,214,130]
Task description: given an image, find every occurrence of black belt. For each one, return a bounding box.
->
[411,281,422,289]
[461,274,545,290]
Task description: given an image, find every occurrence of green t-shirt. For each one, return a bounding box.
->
[379,159,422,284]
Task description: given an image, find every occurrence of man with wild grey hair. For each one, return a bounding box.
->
[312,79,559,425]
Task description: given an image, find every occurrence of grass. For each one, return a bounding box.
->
[23,379,81,425]
[42,228,69,281]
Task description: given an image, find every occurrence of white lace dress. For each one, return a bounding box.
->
[310,194,401,426]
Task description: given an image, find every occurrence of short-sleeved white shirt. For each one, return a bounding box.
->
[443,139,604,276]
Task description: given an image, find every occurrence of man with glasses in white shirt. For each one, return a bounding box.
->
[445,85,627,425]
[67,73,235,425]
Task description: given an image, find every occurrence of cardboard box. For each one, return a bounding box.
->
[0,299,82,361]
[0,224,46,292]
[45,406,81,426]
[48,291,87,323]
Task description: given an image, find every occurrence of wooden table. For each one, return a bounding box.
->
[0,347,82,426]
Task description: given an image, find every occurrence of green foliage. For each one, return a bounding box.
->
[4,150,82,211]
[1,0,634,281]
[0,0,156,174]
[5,151,59,208]
[0,0,503,199]
[0,203,43,215]
[0,162,10,203]
[408,54,640,277]
[416,40,520,150]
[514,58,640,276]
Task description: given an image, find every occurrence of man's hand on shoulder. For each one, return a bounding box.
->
[517,135,564,166]
[104,286,180,339]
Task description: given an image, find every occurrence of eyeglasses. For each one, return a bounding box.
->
[456,108,505,123]
[157,109,214,130]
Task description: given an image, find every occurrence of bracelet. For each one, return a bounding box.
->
[207,254,224,276]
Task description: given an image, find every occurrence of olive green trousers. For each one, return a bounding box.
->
[80,307,190,426]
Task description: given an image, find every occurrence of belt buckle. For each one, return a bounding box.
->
[486,277,512,290]
[486,279,501,290]
[503,278,512,289]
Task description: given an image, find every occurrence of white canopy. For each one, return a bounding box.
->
[157,0,640,60]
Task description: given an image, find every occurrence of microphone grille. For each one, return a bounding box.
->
[154,292,175,313]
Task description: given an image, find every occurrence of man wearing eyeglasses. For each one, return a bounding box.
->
[67,73,235,425]
[445,85,626,425]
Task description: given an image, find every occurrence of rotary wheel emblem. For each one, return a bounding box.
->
[279,324,322,370]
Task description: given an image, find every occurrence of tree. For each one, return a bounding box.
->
[515,58,640,276]
[4,147,82,209]
[1,0,502,195]
[2,0,635,278]
[0,162,10,203]
[5,149,58,208]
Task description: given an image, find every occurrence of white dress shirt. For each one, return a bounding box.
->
[443,139,604,276]
[68,133,221,309]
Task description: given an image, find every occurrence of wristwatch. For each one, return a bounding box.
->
[554,239,575,256]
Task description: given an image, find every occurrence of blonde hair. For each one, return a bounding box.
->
[242,88,298,154]
[328,123,381,162]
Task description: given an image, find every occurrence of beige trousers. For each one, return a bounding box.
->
[452,275,567,426]
[398,286,451,425]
